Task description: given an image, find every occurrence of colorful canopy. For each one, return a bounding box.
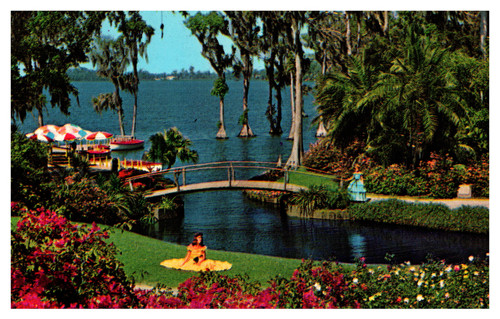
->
[58,123,87,138]
[26,132,54,143]
[54,133,77,142]
[85,131,113,141]
[34,125,59,135]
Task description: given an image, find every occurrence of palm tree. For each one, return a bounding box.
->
[361,20,468,168]
[90,36,130,136]
[315,43,391,145]
[113,11,155,138]
[145,127,199,169]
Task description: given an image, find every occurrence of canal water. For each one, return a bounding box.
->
[15,80,489,264]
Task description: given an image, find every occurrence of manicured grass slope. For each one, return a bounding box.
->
[105,226,302,288]
[278,167,339,191]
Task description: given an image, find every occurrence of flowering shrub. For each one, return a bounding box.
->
[134,257,488,309]
[365,153,488,198]
[303,138,488,199]
[48,176,126,225]
[303,139,368,179]
[244,190,286,203]
[342,256,489,308]
[11,207,139,308]
[464,154,489,198]
[267,260,361,308]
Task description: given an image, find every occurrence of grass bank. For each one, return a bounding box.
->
[278,167,339,191]
[100,226,308,288]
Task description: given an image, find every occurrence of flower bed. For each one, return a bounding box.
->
[243,189,286,204]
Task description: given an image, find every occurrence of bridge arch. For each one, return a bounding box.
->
[123,161,337,199]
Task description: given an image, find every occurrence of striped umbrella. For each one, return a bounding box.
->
[54,133,77,142]
[58,124,87,139]
[85,131,113,141]
[26,132,55,143]
[34,125,59,135]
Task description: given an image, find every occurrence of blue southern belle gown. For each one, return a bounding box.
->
[347,173,367,202]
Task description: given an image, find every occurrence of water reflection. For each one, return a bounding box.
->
[349,234,367,260]
[138,191,488,264]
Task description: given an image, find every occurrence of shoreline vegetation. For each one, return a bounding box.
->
[244,190,488,234]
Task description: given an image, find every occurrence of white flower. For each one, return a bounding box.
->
[404,298,409,303]
[417,280,424,287]
[469,256,474,262]
[431,273,437,278]
[353,278,359,284]
[439,280,445,288]
[313,282,321,291]
[416,294,424,302]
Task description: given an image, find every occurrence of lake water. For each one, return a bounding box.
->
[15,80,489,264]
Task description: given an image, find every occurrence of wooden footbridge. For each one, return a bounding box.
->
[123,161,337,199]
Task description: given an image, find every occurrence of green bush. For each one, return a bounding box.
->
[11,129,52,207]
[348,199,489,234]
[291,185,351,216]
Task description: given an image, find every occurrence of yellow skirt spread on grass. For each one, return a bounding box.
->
[160,258,232,272]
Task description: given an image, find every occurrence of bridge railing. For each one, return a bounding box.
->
[124,161,339,192]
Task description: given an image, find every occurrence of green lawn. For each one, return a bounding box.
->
[100,226,304,288]
[279,167,339,191]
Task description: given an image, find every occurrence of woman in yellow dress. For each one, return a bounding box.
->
[160,233,232,272]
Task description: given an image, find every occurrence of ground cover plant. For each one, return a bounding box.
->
[11,205,488,309]
[348,199,489,234]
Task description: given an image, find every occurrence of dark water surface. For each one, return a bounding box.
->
[16,80,489,264]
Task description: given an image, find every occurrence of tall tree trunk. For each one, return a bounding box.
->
[480,11,488,59]
[130,58,139,138]
[287,72,295,140]
[114,87,125,136]
[346,13,352,56]
[131,92,138,138]
[316,53,327,138]
[265,53,276,134]
[321,50,327,75]
[286,19,304,168]
[37,108,44,127]
[238,74,255,137]
[266,66,276,134]
[216,97,227,139]
[275,84,283,134]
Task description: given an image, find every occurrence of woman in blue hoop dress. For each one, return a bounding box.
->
[347,164,367,202]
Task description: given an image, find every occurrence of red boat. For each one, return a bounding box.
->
[110,136,145,151]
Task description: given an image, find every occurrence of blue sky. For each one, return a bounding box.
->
[91,11,264,74]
